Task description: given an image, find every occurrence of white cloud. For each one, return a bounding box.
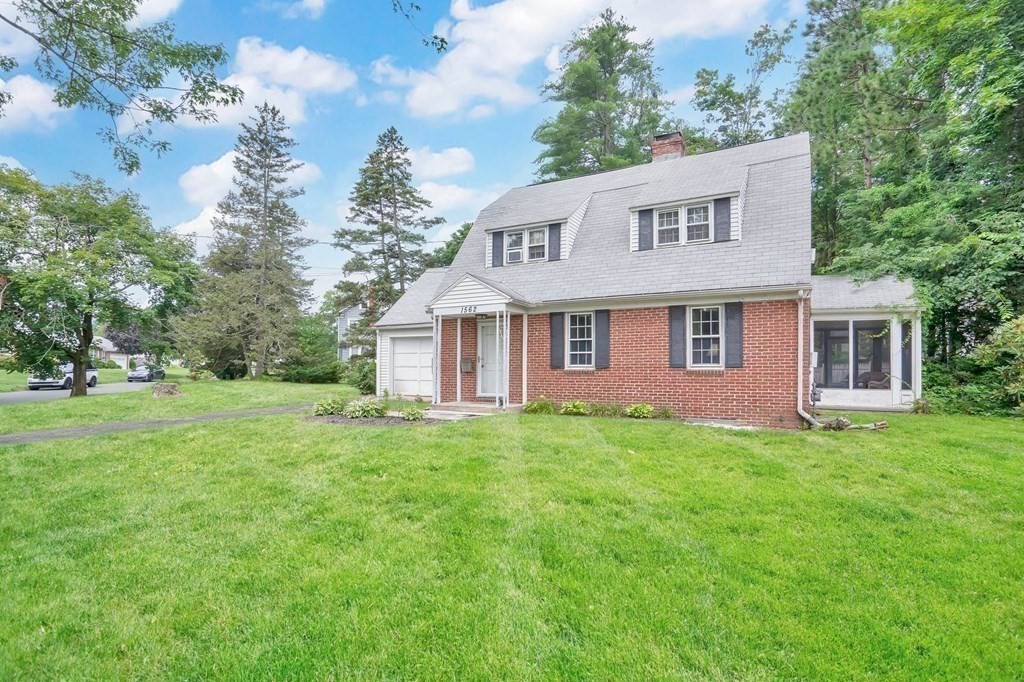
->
[0,155,24,170]
[135,0,183,23]
[0,19,38,61]
[379,0,769,118]
[277,0,328,19]
[666,84,697,107]
[172,205,220,244]
[466,104,495,120]
[418,181,503,217]
[0,75,64,132]
[408,146,475,180]
[235,37,356,93]
[179,150,322,206]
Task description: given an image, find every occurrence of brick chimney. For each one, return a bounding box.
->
[651,130,686,162]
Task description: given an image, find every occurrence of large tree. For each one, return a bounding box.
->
[692,22,796,148]
[176,103,312,379]
[334,126,441,305]
[532,9,672,181]
[0,168,198,395]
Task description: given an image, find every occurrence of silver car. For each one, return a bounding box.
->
[127,364,166,382]
[28,362,98,390]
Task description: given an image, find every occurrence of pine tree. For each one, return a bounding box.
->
[532,9,672,181]
[178,103,312,379]
[332,126,442,352]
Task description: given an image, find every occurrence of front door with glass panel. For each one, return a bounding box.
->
[477,321,498,396]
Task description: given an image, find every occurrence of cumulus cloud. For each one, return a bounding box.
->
[377,0,769,118]
[0,154,25,170]
[235,37,356,93]
[0,75,64,132]
[134,0,183,23]
[418,181,504,217]
[407,146,475,181]
[277,0,328,19]
[665,84,697,107]
[179,150,323,206]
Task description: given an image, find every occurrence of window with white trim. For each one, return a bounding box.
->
[656,209,680,245]
[505,231,523,263]
[686,204,711,242]
[527,227,546,260]
[690,306,722,367]
[567,313,594,368]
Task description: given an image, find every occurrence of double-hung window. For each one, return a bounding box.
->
[505,231,524,263]
[567,313,594,368]
[527,227,546,260]
[657,209,680,246]
[686,204,711,243]
[690,306,722,367]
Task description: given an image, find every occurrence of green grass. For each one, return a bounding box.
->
[1,411,1021,678]
[0,368,189,393]
[0,377,356,434]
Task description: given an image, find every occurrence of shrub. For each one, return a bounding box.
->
[313,397,347,416]
[560,400,589,416]
[129,358,137,369]
[279,360,341,384]
[343,397,386,419]
[401,406,426,422]
[654,406,674,420]
[343,357,376,395]
[523,396,556,414]
[625,403,654,419]
[279,314,343,384]
[589,403,623,418]
[189,368,216,381]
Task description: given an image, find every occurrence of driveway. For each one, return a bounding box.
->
[0,382,150,405]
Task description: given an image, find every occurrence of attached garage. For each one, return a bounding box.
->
[390,335,433,397]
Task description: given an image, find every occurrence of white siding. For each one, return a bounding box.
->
[629,210,639,251]
[737,166,749,240]
[434,277,510,308]
[731,195,740,241]
[563,195,591,258]
[485,232,492,268]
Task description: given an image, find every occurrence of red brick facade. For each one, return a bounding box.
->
[438,299,812,428]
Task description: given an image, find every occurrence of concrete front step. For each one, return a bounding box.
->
[431,401,522,415]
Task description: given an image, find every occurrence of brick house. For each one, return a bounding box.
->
[375,132,923,427]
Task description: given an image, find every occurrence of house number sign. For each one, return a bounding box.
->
[460,306,477,314]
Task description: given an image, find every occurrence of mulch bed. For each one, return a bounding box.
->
[306,415,444,427]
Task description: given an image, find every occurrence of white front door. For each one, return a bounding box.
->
[477,321,498,396]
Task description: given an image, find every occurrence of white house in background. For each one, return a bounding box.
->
[336,304,365,362]
[90,336,136,369]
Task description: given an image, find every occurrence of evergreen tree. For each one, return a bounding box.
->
[532,9,672,181]
[692,22,796,148]
[176,103,312,379]
[332,126,442,354]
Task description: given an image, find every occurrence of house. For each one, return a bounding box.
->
[374,132,923,427]
[90,336,134,369]
[336,304,365,362]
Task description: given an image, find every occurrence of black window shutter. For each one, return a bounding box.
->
[669,305,687,368]
[714,197,731,242]
[638,209,654,251]
[724,302,743,367]
[549,313,564,369]
[491,232,503,267]
[548,223,561,261]
[595,310,610,369]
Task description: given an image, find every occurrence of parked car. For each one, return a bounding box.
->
[127,364,166,382]
[27,363,98,390]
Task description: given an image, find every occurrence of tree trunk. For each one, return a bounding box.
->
[70,351,89,397]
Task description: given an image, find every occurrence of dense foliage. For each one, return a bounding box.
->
[278,315,342,384]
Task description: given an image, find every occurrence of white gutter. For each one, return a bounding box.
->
[797,291,819,429]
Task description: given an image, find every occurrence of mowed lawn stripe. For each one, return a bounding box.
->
[0,412,1021,678]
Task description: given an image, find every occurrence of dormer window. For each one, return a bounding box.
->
[652,202,713,248]
[505,227,547,264]
[686,205,711,243]
[657,209,680,245]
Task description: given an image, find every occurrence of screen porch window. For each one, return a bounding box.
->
[657,209,680,245]
[528,227,546,260]
[690,306,722,366]
[505,231,523,263]
[567,313,594,368]
[686,204,711,242]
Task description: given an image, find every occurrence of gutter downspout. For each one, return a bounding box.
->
[797,291,820,429]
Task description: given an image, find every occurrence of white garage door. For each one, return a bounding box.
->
[391,336,433,397]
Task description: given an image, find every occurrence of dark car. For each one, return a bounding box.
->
[127,364,166,382]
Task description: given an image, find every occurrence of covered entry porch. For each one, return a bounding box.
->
[427,274,530,410]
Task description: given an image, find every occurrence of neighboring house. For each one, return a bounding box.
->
[336,304,365,362]
[91,336,134,369]
[375,132,923,427]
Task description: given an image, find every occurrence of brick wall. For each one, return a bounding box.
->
[437,300,810,428]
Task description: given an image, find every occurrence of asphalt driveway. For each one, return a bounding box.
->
[0,382,150,405]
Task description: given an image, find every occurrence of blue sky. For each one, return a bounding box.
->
[0,0,806,303]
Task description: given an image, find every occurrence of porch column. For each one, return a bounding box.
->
[913,313,923,400]
[890,314,902,407]
[433,314,442,404]
[848,320,854,390]
[521,313,528,405]
[456,317,462,402]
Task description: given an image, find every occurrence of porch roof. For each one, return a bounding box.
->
[375,267,449,328]
[810,275,919,313]
[428,273,531,312]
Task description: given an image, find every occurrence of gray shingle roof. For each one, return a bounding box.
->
[375,267,448,327]
[381,134,815,325]
[810,275,919,311]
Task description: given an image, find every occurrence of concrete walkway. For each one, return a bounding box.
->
[0,404,311,447]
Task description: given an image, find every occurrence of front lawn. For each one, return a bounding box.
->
[0,378,356,434]
[0,368,181,393]
[0,411,1021,678]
